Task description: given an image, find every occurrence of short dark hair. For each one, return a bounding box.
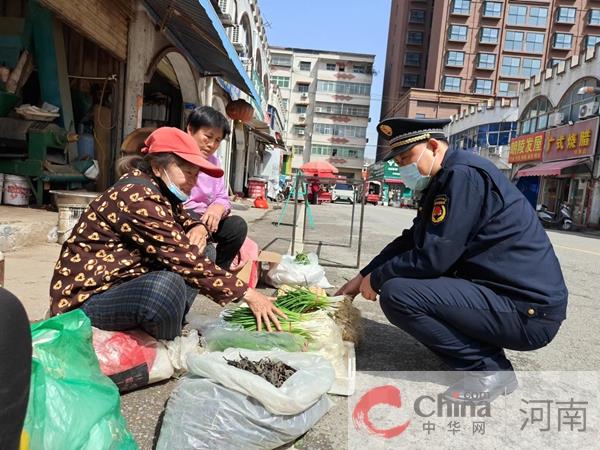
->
[186,105,231,136]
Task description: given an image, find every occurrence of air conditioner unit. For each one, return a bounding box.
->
[488,147,501,156]
[300,92,308,99]
[297,129,305,136]
[298,114,306,120]
[548,112,565,127]
[579,102,599,119]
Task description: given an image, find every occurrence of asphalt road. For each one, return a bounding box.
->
[121,203,599,449]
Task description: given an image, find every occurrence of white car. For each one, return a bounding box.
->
[332,183,355,203]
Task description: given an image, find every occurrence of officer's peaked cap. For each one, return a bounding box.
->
[377,117,451,161]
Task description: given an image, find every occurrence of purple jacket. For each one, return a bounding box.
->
[184,154,231,215]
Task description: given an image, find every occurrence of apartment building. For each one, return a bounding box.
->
[378,0,600,160]
[269,47,375,180]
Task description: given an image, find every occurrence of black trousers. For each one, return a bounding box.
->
[379,277,562,371]
[188,213,248,269]
[0,287,32,450]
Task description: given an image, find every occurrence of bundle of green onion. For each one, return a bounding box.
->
[222,287,337,340]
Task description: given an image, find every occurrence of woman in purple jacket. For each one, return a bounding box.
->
[184,106,247,269]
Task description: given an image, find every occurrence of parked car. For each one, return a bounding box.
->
[332,183,355,204]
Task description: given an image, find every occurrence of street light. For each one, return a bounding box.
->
[576,86,600,95]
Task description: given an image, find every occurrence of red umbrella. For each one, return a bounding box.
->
[300,160,339,178]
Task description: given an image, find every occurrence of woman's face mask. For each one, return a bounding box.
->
[395,147,437,191]
[163,169,189,202]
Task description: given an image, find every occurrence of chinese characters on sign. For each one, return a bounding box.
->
[544,117,599,162]
[508,132,545,163]
[520,398,588,432]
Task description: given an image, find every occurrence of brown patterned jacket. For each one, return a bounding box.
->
[49,169,247,315]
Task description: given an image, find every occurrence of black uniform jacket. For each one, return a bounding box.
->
[362,149,568,321]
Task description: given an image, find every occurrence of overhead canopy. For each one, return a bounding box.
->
[142,0,261,105]
[517,158,590,177]
[301,160,339,178]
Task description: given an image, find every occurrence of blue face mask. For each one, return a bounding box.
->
[397,148,436,192]
[163,170,189,202]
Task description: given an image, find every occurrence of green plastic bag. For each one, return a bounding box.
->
[21,310,137,450]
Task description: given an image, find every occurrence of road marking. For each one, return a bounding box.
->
[554,244,600,256]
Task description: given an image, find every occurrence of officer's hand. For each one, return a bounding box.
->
[359,274,378,301]
[335,273,363,299]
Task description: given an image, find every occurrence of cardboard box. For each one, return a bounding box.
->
[236,250,282,286]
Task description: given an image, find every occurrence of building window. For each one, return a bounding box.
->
[519,97,552,134]
[474,79,493,95]
[314,102,369,117]
[282,98,288,110]
[451,0,471,15]
[480,27,499,44]
[353,65,366,74]
[477,53,496,70]
[403,74,419,87]
[294,127,305,136]
[271,76,290,88]
[443,76,462,92]
[507,4,527,25]
[482,1,502,18]
[312,145,363,159]
[271,54,292,67]
[522,58,542,78]
[448,25,468,42]
[529,7,548,27]
[405,52,422,66]
[526,33,545,54]
[316,80,371,95]
[501,56,521,76]
[504,31,524,52]
[326,63,336,71]
[296,105,307,114]
[297,83,309,93]
[585,35,600,48]
[407,31,424,45]
[446,51,465,67]
[553,33,573,50]
[557,78,600,122]
[415,113,426,119]
[293,145,304,155]
[299,61,311,71]
[556,7,576,24]
[409,9,426,23]
[547,58,564,68]
[498,81,519,98]
[589,10,600,26]
[313,123,367,138]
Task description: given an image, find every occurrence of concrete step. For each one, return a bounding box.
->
[0,205,58,252]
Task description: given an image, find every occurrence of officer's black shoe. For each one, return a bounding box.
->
[442,370,518,403]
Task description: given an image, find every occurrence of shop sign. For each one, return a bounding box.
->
[368,160,402,180]
[508,132,545,163]
[544,117,599,162]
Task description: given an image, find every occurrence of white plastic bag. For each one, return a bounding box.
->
[266,253,332,288]
[186,349,335,415]
[156,378,332,450]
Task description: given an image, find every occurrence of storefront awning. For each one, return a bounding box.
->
[142,0,261,105]
[517,158,590,177]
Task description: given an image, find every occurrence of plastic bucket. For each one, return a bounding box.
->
[57,206,87,244]
[3,175,30,206]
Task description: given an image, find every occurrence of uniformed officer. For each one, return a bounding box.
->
[337,117,568,401]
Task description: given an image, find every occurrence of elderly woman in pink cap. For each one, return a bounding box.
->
[49,127,284,340]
